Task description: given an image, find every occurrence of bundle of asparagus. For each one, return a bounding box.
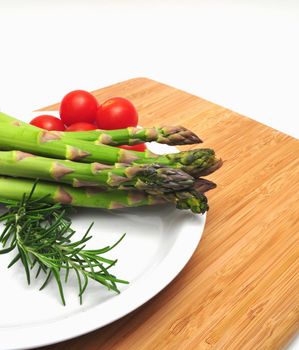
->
[0,112,221,214]
[0,111,222,305]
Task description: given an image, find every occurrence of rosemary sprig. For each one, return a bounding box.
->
[0,181,128,305]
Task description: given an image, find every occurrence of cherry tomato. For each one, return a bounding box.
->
[118,143,147,152]
[96,97,138,130]
[59,90,99,126]
[30,115,65,131]
[66,122,97,131]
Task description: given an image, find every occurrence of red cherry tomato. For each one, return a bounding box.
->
[96,97,138,130]
[59,90,99,126]
[118,144,147,152]
[66,122,97,131]
[30,115,65,131]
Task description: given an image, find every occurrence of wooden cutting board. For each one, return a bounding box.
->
[40,78,299,350]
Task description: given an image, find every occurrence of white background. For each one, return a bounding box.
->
[0,0,298,348]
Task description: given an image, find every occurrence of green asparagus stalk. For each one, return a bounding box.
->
[0,124,221,176]
[0,176,210,214]
[0,112,201,146]
[64,126,202,146]
[0,123,154,163]
[0,150,194,194]
[0,112,27,126]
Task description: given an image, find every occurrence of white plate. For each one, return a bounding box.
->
[0,112,206,350]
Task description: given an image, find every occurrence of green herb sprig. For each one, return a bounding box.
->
[0,181,128,305]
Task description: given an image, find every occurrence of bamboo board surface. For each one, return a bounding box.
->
[40,78,299,350]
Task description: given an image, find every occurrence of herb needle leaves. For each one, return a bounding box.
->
[0,181,128,305]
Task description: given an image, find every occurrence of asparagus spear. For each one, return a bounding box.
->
[0,150,194,194]
[0,176,210,214]
[0,112,27,126]
[0,124,221,176]
[0,112,201,146]
[64,125,202,146]
[0,123,153,162]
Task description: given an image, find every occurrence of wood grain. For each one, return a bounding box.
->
[39,78,299,350]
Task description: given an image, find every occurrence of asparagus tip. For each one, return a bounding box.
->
[161,125,203,145]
